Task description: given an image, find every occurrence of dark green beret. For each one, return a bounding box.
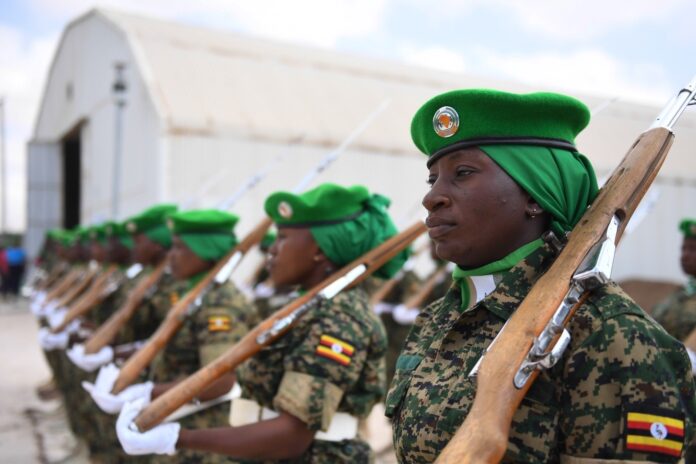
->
[411,89,590,167]
[89,224,107,243]
[264,183,370,227]
[126,204,178,234]
[679,219,696,238]
[105,221,130,238]
[168,210,240,235]
[56,230,75,247]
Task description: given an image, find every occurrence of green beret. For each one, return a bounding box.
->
[55,230,75,247]
[46,228,63,240]
[265,183,370,226]
[411,89,590,168]
[89,224,108,244]
[264,183,408,279]
[126,204,177,248]
[168,209,240,261]
[105,221,134,249]
[679,219,696,238]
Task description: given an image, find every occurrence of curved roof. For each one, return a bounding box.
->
[36,8,696,179]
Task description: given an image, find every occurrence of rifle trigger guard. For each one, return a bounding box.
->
[514,328,571,389]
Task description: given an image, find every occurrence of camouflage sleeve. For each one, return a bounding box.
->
[196,283,256,366]
[272,307,369,431]
[652,290,696,341]
[559,309,695,462]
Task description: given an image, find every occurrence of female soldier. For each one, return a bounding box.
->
[116,183,407,462]
[385,89,696,462]
[88,209,257,463]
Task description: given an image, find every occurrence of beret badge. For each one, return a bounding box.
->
[278,201,293,219]
[433,106,459,138]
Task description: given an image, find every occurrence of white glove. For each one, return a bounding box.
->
[373,302,395,315]
[116,398,180,456]
[393,304,420,325]
[30,292,48,315]
[48,308,67,329]
[83,366,154,414]
[687,348,696,375]
[67,343,114,372]
[38,327,69,351]
[41,300,60,318]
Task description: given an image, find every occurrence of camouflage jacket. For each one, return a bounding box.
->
[236,287,387,462]
[652,281,696,342]
[386,245,696,463]
[149,278,257,383]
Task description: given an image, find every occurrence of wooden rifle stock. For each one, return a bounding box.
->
[435,126,676,463]
[83,261,167,354]
[111,217,273,394]
[402,264,448,311]
[54,265,100,309]
[43,268,82,303]
[132,220,425,431]
[368,241,430,306]
[52,264,120,333]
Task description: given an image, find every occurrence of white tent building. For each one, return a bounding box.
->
[28,8,696,287]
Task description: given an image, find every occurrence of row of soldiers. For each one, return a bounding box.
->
[22,87,696,463]
[28,192,449,463]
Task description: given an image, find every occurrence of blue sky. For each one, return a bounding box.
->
[0,0,693,231]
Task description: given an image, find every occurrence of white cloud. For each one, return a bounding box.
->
[473,48,672,103]
[399,45,468,74]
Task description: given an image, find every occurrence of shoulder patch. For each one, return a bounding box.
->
[208,315,231,332]
[315,334,355,366]
[625,407,684,458]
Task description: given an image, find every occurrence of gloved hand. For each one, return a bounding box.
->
[116,398,180,455]
[30,292,48,315]
[83,364,153,414]
[393,304,420,325]
[67,343,114,372]
[37,327,69,351]
[373,302,395,315]
[47,308,67,329]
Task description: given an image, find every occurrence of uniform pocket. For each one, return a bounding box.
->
[384,354,422,417]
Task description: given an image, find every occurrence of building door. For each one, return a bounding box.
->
[61,128,81,229]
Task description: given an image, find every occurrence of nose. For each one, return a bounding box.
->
[422,179,451,213]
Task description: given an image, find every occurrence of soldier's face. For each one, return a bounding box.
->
[267,227,322,288]
[132,233,164,265]
[169,236,211,280]
[422,147,538,268]
[681,237,696,277]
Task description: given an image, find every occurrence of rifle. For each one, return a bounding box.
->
[111,100,390,394]
[42,267,82,303]
[401,263,448,311]
[83,261,167,354]
[53,263,100,310]
[369,240,429,306]
[132,220,426,431]
[435,78,696,463]
[52,264,120,333]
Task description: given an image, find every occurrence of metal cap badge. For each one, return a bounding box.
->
[433,106,459,138]
[278,201,293,219]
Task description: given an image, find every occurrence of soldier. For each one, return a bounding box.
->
[88,208,257,463]
[653,219,696,349]
[385,89,696,462]
[115,183,406,463]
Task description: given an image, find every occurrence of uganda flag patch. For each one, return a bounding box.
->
[315,335,355,366]
[625,408,684,458]
[208,315,231,332]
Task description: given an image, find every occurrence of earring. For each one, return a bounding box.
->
[325,265,334,275]
[528,208,539,218]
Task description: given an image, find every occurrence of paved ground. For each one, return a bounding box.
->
[0,299,87,464]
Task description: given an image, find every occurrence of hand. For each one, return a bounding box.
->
[116,399,180,455]
[67,344,114,372]
[37,327,69,351]
[393,304,420,325]
[373,302,395,315]
[83,372,154,414]
[47,308,68,329]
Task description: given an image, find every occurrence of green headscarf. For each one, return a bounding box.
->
[480,145,598,236]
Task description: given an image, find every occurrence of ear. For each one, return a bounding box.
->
[525,196,545,218]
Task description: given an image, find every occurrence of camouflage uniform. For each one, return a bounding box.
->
[147,278,257,464]
[236,286,387,463]
[386,245,696,463]
[652,279,696,342]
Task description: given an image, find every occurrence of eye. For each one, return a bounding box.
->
[426,174,437,186]
[456,167,474,177]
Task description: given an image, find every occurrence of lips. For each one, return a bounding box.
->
[425,215,456,239]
